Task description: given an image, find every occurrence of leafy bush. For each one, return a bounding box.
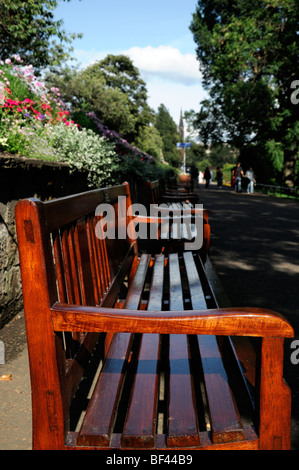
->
[49,123,119,187]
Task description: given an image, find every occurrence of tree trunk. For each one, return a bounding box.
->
[282,150,297,188]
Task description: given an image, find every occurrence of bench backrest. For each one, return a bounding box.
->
[15,182,137,448]
[145,179,165,207]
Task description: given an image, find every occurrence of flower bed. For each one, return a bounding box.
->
[0,55,168,188]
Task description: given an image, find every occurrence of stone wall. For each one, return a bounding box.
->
[0,153,91,328]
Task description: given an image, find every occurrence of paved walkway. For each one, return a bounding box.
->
[198,183,299,450]
[0,183,298,449]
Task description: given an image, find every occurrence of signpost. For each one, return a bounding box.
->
[176,143,191,148]
[176,143,191,173]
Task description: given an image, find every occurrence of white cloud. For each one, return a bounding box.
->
[74,45,202,86]
[124,45,202,86]
[73,45,205,120]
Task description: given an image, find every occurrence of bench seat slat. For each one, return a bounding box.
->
[77,333,133,447]
[147,254,165,311]
[167,253,200,446]
[169,253,184,311]
[124,254,151,310]
[122,254,163,447]
[183,252,206,309]
[198,335,246,444]
[167,334,200,447]
[121,334,160,448]
[183,252,246,444]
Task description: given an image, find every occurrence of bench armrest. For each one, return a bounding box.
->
[51,302,293,338]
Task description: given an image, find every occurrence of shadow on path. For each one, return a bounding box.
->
[198,183,299,449]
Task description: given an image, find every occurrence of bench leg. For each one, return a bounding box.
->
[259,338,292,450]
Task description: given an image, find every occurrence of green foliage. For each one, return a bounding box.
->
[190,0,299,185]
[114,154,171,185]
[0,58,118,188]
[1,54,181,187]
[134,125,164,160]
[185,141,206,169]
[209,144,238,167]
[49,123,119,187]
[155,104,181,167]
[45,55,155,143]
[0,1,82,72]
[196,158,211,172]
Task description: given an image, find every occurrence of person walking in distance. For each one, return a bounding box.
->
[245,167,256,193]
[235,162,244,192]
[204,166,211,188]
[216,167,223,189]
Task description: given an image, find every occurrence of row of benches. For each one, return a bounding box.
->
[15,179,293,450]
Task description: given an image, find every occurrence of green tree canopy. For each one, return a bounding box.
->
[45,55,155,142]
[0,0,82,71]
[190,0,299,186]
[155,104,181,167]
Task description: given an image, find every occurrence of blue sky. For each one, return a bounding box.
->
[54,0,206,123]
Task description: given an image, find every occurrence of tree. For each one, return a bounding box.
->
[155,104,181,167]
[46,55,155,142]
[88,55,154,142]
[190,0,299,186]
[0,0,82,71]
[134,125,164,161]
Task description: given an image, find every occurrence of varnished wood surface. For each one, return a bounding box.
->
[15,183,293,450]
[51,303,293,338]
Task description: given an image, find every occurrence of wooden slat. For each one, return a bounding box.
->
[169,254,184,311]
[160,221,170,240]
[167,253,200,446]
[52,230,68,303]
[60,226,76,304]
[183,252,207,309]
[124,254,151,310]
[43,183,129,233]
[147,254,164,311]
[73,218,95,306]
[121,255,162,446]
[121,255,164,447]
[199,335,246,444]
[183,252,246,444]
[85,216,102,304]
[121,334,160,448]
[181,223,197,241]
[167,334,200,447]
[77,333,133,447]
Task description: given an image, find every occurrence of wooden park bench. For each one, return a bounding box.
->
[146,179,199,207]
[15,182,293,450]
[146,179,210,253]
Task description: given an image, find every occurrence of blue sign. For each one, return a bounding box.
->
[176,143,191,148]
